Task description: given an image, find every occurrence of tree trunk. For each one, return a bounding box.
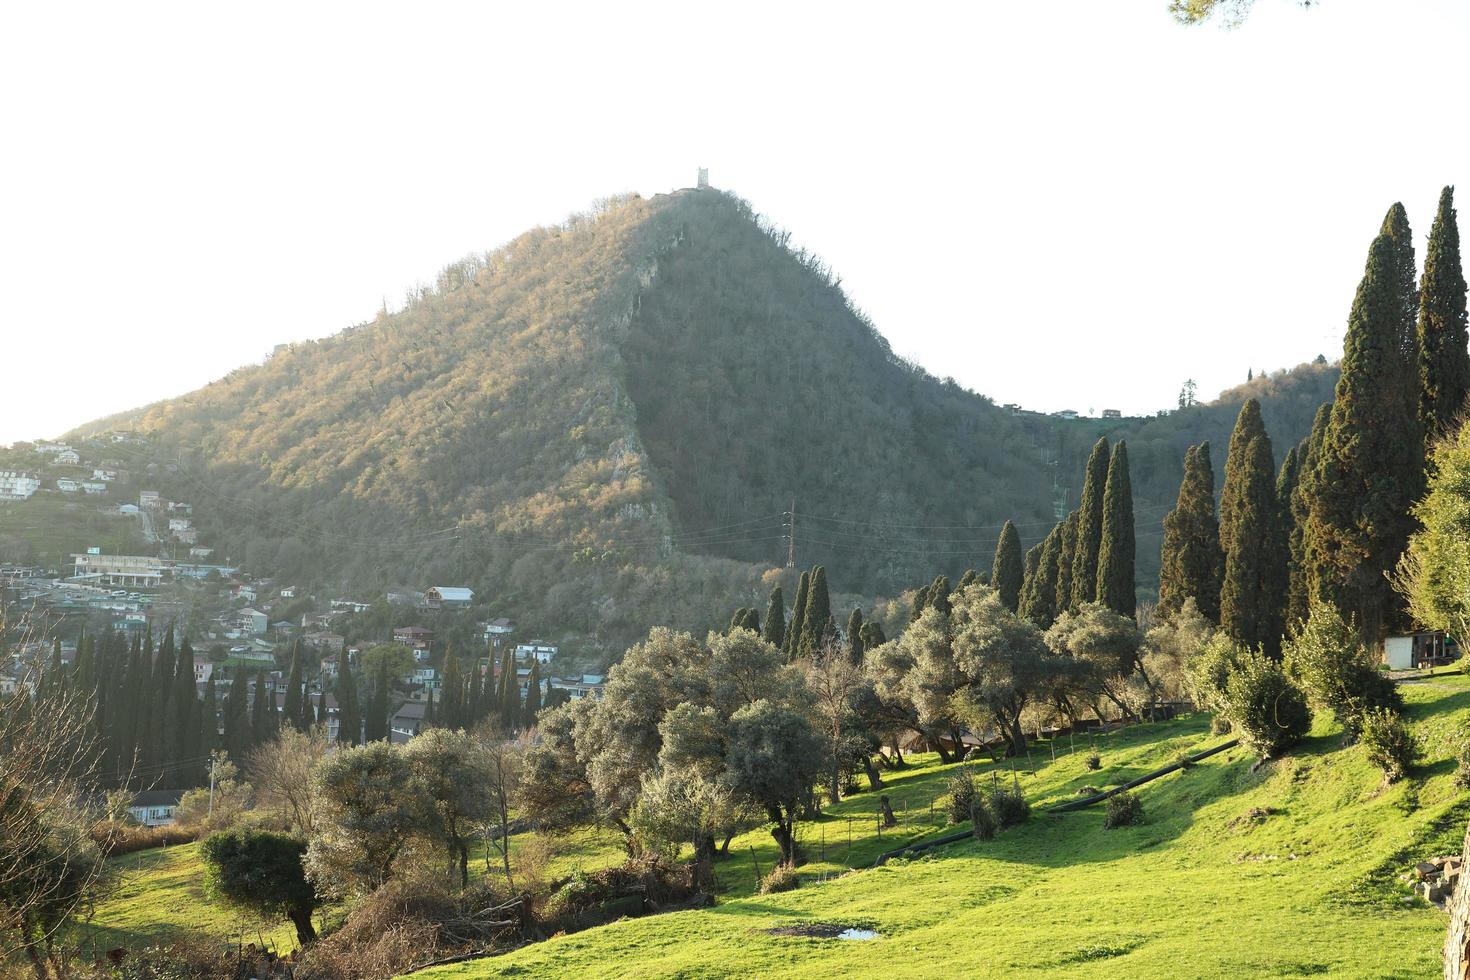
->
[692,834,716,891]
[889,736,907,768]
[829,747,842,806]
[1444,815,1470,978]
[719,833,734,857]
[289,907,318,946]
[879,795,897,828]
[1005,716,1028,758]
[459,841,470,888]
[863,754,884,791]
[929,735,954,764]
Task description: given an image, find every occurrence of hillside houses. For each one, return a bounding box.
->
[0,471,40,501]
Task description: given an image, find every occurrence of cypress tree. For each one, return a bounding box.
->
[425,688,437,727]
[991,520,1024,611]
[1095,440,1136,618]
[910,582,931,623]
[1020,522,1062,630]
[1158,442,1224,623]
[441,653,463,729]
[499,649,518,730]
[846,608,865,664]
[1220,399,1267,555]
[1016,543,1042,618]
[525,660,542,721]
[729,608,750,633]
[1054,510,1079,615]
[200,673,219,757]
[956,569,978,592]
[741,608,761,634]
[1302,214,1423,643]
[365,660,389,742]
[1287,404,1332,630]
[786,571,811,657]
[282,641,304,732]
[250,670,271,745]
[762,587,786,648]
[1418,186,1470,442]
[927,575,953,617]
[1071,437,1110,610]
[1221,435,1280,655]
[336,661,361,746]
[860,621,886,650]
[799,565,832,656]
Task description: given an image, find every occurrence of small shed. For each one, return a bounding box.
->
[1383,631,1458,670]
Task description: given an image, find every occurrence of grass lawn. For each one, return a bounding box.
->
[67,842,301,955]
[421,674,1470,979]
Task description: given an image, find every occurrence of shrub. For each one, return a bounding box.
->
[1359,707,1420,784]
[988,787,1030,829]
[200,829,319,946]
[945,773,977,825]
[1085,752,1102,771]
[1284,600,1401,738]
[1103,790,1144,829]
[759,864,800,895]
[970,799,997,841]
[1222,650,1312,759]
[1455,739,1470,790]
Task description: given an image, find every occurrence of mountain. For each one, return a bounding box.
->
[71,188,1339,656]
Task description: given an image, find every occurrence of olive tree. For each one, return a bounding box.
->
[725,700,821,867]
[305,741,417,897]
[404,727,496,887]
[201,829,319,946]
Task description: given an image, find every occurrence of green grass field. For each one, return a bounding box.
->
[67,842,301,955]
[420,675,1470,979]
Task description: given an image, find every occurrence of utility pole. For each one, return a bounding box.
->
[786,499,796,568]
[207,754,216,818]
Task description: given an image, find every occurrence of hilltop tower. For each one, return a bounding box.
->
[697,167,709,189]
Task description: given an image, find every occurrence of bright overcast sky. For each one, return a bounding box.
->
[3,0,1468,444]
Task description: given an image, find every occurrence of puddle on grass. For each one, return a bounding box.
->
[766,923,880,941]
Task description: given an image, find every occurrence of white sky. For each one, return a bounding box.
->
[2,0,1467,444]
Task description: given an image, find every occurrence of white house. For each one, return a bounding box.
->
[71,553,164,587]
[92,468,117,482]
[0,471,41,501]
[237,607,268,635]
[233,584,257,602]
[127,790,182,827]
[549,674,606,700]
[56,478,80,494]
[193,659,214,684]
[81,481,107,495]
[55,449,80,465]
[514,643,558,665]
[168,517,192,532]
[1382,632,1459,671]
[139,490,161,509]
[425,586,474,609]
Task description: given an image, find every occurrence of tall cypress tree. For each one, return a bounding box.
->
[846,608,865,664]
[1071,437,1110,610]
[1220,399,1268,556]
[250,670,271,746]
[441,653,463,729]
[336,661,361,747]
[786,571,811,658]
[1221,435,1280,655]
[1418,186,1470,442]
[729,608,750,633]
[1158,442,1224,623]
[365,661,389,742]
[1020,521,1062,630]
[524,660,542,721]
[282,641,304,732]
[1303,213,1422,643]
[741,608,761,634]
[1016,543,1042,618]
[1054,510,1079,616]
[799,565,833,656]
[926,575,953,617]
[762,587,786,648]
[991,520,1024,612]
[1287,404,1331,630]
[1095,440,1136,618]
[860,621,887,650]
[499,649,518,730]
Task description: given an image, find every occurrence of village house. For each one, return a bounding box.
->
[188,546,214,559]
[0,471,41,501]
[56,478,79,493]
[168,517,192,533]
[81,480,107,495]
[167,501,192,515]
[549,673,606,700]
[236,608,268,635]
[393,625,433,647]
[71,553,165,587]
[477,617,515,645]
[92,467,117,481]
[55,449,80,465]
[425,586,474,609]
[139,490,161,509]
[127,790,182,827]
[232,583,257,602]
[514,642,558,664]
[331,598,371,613]
[306,630,345,652]
[390,701,429,742]
[279,585,298,598]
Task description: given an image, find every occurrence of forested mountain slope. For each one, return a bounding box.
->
[72,189,1338,653]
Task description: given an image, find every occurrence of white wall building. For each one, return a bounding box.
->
[71,553,164,587]
[0,471,41,501]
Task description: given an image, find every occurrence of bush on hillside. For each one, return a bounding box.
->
[1222,650,1311,759]
[1085,752,1102,771]
[1103,790,1145,829]
[971,798,997,841]
[1284,600,1400,739]
[1189,633,1248,734]
[988,786,1030,829]
[945,772,977,825]
[759,864,800,895]
[1359,708,1420,784]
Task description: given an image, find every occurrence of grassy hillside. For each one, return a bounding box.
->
[63,189,1337,651]
[420,674,1469,979]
